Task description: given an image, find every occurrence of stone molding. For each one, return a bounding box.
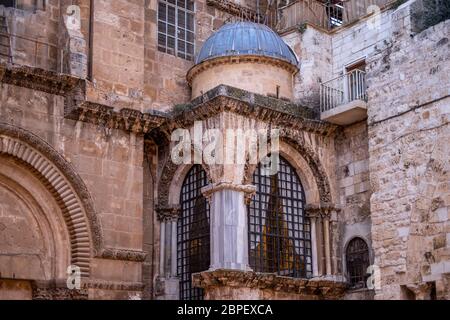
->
[65,100,169,135]
[186,55,299,85]
[192,270,347,299]
[0,122,147,265]
[31,279,144,300]
[0,62,83,96]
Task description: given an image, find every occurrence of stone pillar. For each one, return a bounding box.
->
[320,205,339,278]
[323,215,332,276]
[202,182,256,271]
[306,205,321,278]
[155,206,180,300]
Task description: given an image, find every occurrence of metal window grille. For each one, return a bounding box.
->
[177,165,210,300]
[346,237,370,289]
[157,0,195,61]
[248,156,312,278]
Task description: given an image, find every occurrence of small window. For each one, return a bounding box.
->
[346,237,370,289]
[157,0,195,61]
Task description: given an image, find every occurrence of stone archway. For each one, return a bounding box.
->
[243,133,333,205]
[0,122,101,277]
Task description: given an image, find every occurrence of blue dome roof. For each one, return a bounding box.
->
[196,22,298,66]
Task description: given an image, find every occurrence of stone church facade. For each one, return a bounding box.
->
[0,0,448,300]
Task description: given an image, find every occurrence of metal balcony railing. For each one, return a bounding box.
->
[277,0,396,32]
[320,69,367,113]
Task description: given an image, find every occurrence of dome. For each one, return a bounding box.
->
[195,22,298,66]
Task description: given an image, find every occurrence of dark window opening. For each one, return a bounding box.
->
[248,156,312,278]
[177,165,210,300]
[346,237,370,289]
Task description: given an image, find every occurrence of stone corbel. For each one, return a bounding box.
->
[156,205,181,222]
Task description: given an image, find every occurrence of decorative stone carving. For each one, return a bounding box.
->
[156,205,181,222]
[201,182,256,204]
[192,270,347,300]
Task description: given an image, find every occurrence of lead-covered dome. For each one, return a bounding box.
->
[196,22,298,66]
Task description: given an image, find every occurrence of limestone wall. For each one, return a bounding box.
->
[0,82,149,299]
[366,1,450,300]
[282,26,332,108]
[334,121,372,279]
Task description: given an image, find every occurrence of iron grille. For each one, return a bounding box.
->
[346,237,370,289]
[177,165,210,300]
[157,0,195,61]
[248,156,312,278]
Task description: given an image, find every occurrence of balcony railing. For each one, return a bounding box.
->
[277,0,396,32]
[320,69,367,113]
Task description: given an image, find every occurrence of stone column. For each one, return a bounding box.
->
[155,206,180,300]
[202,182,256,271]
[306,205,321,278]
[320,205,338,277]
[323,215,332,276]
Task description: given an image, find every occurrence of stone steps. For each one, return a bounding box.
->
[0,15,12,63]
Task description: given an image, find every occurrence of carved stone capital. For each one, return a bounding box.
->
[201,182,257,204]
[305,204,321,220]
[319,203,341,221]
[156,205,181,222]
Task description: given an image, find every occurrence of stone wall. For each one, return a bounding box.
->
[282,26,332,108]
[334,121,372,278]
[366,0,450,300]
[331,6,393,77]
[0,81,147,299]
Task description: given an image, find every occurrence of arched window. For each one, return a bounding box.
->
[248,156,312,278]
[177,165,210,300]
[346,237,370,289]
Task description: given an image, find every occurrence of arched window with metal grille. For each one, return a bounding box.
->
[248,156,312,278]
[346,237,370,289]
[177,165,210,300]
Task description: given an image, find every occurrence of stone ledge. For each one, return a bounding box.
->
[0,62,83,96]
[169,85,338,137]
[192,269,347,300]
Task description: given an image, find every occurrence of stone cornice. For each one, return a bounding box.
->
[168,86,338,137]
[206,0,260,21]
[186,55,299,85]
[0,64,337,137]
[192,269,347,299]
[0,63,83,96]
[65,100,169,135]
